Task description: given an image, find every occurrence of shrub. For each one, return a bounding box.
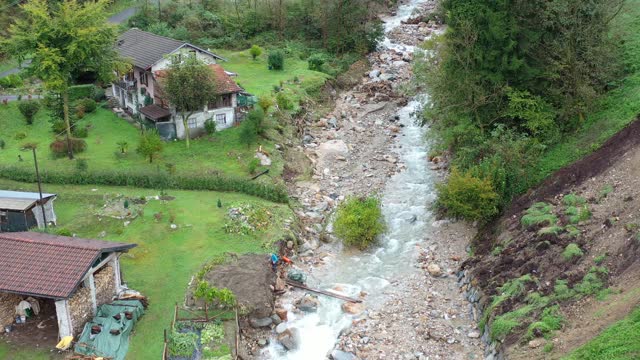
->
[17,100,41,125]
[308,53,327,71]
[55,228,73,236]
[78,98,97,113]
[436,168,499,222]
[562,243,584,261]
[0,74,23,88]
[14,132,27,140]
[247,158,260,174]
[136,131,163,163]
[0,166,289,203]
[75,104,86,119]
[268,50,284,70]
[249,45,262,60]
[204,119,217,135]
[594,254,607,265]
[526,306,564,340]
[116,141,128,154]
[333,196,385,249]
[563,193,586,206]
[276,92,293,110]
[0,139,4,149]
[257,96,274,113]
[553,279,576,301]
[51,121,67,135]
[72,126,89,138]
[68,84,95,101]
[93,87,106,102]
[238,119,257,149]
[574,266,608,295]
[75,158,88,172]
[49,138,87,157]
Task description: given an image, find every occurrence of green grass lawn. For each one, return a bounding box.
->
[0,103,284,180]
[563,306,640,360]
[0,178,293,359]
[214,48,331,98]
[528,0,640,186]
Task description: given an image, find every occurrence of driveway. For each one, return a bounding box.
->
[108,6,137,24]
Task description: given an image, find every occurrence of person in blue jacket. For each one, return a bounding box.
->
[271,253,279,272]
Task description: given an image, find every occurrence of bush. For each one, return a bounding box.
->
[72,126,89,138]
[0,139,4,149]
[276,92,293,111]
[333,196,386,249]
[51,121,67,135]
[137,131,163,163]
[257,96,274,113]
[268,50,284,70]
[17,100,41,125]
[563,243,584,261]
[93,87,106,102]
[0,74,23,88]
[78,98,97,113]
[308,53,327,71]
[14,132,26,140]
[238,118,257,149]
[68,84,95,101]
[436,168,499,222]
[75,104,86,119]
[247,158,260,174]
[0,165,289,203]
[49,138,87,157]
[75,158,88,172]
[204,119,217,135]
[249,45,263,60]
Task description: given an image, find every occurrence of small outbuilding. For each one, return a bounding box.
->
[0,190,57,232]
[0,232,137,341]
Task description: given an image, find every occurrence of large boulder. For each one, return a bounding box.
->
[331,349,359,360]
[296,294,320,313]
[316,140,349,162]
[278,328,300,350]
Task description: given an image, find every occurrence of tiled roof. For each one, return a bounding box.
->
[116,28,224,69]
[155,64,243,95]
[0,232,136,299]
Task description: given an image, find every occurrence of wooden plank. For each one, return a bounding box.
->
[285,280,363,303]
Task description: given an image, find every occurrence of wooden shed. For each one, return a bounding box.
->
[0,190,57,232]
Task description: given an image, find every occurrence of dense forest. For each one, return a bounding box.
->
[417,0,627,221]
[128,0,388,54]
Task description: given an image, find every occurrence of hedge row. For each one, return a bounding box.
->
[0,166,289,204]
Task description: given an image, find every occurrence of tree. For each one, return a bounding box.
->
[137,131,163,163]
[249,45,262,60]
[5,0,127,159]
[17,100,40,125]
[162,55,217,148]
[333,196,386,250]
[268,50,284,70]
[238,118,257,149]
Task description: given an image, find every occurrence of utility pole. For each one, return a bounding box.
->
[32,147,48,230]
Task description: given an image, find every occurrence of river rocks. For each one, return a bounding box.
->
[317,140,349,160]
[249,317,273,328]
[369,69,381,79]
[275,308,288,321]
[278,328,300,350]
[275,322,288,334]
[328,117,339,129]
[271,314,282,325]
[426,263,442,277]
[467,330,481,339]
[257,338,269,347]
[303,134,315,144]
[296,294,320,312]
[331,349,359,360]
[342,302,365,315]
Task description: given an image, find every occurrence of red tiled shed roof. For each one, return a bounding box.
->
[154,64,243,95]
[0,232,136,299]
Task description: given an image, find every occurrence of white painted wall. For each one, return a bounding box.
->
[31,198,57,229]
[174,106,236,139]
[152,46,218,73]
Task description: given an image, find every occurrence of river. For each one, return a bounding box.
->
[267,1,437,359]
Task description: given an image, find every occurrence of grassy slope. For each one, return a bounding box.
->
[563,306,640,360]
[530,1,640,185]
[0,103,283,179]
[214,48,330,98]
[0,179,293,359]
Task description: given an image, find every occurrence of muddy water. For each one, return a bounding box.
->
[267,1,433,359]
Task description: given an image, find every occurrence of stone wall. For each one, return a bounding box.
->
[0,293,22,331]
[67,265,117,335]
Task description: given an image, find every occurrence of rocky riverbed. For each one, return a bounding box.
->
[244,0,486,359]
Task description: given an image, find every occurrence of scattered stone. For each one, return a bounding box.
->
[303,134,314,144]
[275,322,288,334]
[249,317,273,328]
[369,69,381,79]
[271,314,282,325]
[427,263,442,277]
[342,302,365,315]
[529,338,546,349]
[467,330,481,338]
[278,328,300,350]
[258,339,269,347]
[331,349,358,360]
[296,294,320,312]
[275,308,288,321]
[255,152,272,166]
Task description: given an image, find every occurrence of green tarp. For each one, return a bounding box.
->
[74,300,145,360]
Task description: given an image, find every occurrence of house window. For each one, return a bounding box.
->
[187,118,197,129]
[140,71,148,86]
[216,114,226,125]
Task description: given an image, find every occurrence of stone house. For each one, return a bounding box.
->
[0,232,136,339]
[112,28,251,140]
[0,190,57,232]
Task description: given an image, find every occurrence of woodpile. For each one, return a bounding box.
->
[68,265,116,335]
[94,265,116,306]
[0,293,21,330]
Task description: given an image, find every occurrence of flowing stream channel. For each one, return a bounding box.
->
[268,1,434,358]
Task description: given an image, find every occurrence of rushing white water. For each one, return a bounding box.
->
[267,1,434,359]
